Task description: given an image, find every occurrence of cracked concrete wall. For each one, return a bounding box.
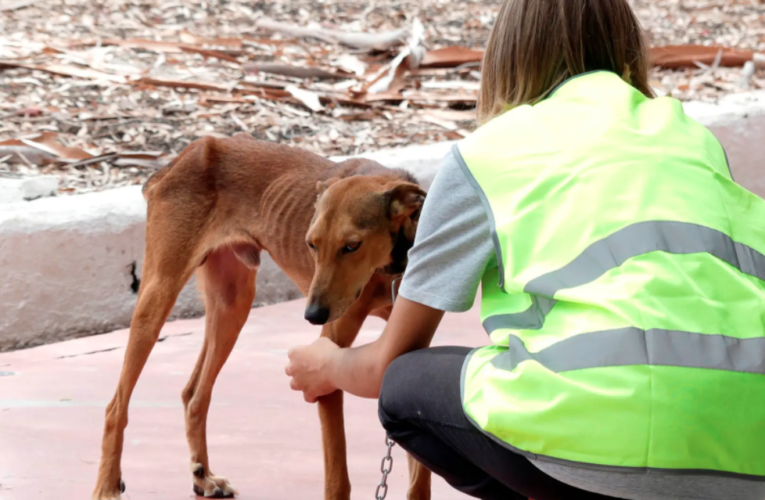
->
[0,186,304,351]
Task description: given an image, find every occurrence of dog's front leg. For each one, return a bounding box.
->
[318,390,351,500]
[317,308,366,500]
[407,454,432,500]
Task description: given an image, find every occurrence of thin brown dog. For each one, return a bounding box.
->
[91,133,431,500]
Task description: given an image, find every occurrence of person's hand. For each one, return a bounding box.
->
[285,337,340,403]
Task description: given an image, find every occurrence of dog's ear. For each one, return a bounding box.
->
[384,182,426,241]
[316,177,340,205]
[381,182,426,275]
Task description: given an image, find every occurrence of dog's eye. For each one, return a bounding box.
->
[306,241,317,251]
[343,242,361,254]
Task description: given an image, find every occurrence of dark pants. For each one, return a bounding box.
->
[378,346,617,500]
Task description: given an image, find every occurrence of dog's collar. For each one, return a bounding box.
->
[377,263,407,277]
[374,267,404,278]
[371,270,404,303]
[381,227,412,276]
[390,275,403,303]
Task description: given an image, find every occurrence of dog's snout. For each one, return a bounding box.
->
[305,303,331,325]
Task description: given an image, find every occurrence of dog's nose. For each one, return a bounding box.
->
[304,304,330,325]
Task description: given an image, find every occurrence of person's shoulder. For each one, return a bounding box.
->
[430,147,475,188]
[415,148,489,236]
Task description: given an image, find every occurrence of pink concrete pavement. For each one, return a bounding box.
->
[0,299,488,500]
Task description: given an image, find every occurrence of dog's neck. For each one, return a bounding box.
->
[331,158,419,186]
[379,225,414,276]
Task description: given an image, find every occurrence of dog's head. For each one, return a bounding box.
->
[303,167,426,325]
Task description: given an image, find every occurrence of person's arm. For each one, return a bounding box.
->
[286,296,443,402]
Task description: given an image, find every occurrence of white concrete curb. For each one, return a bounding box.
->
[684,91,765,196]
[1,90,764,350]
[0,175,59,204]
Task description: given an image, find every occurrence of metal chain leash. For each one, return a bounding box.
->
[375,435,396,500]
[390,275,402,305]
[374,275,402,500]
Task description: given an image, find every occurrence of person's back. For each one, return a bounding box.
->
[459,66,765,487]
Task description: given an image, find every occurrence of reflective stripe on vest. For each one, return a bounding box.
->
[472,218,765,333]
[492,328,765,374]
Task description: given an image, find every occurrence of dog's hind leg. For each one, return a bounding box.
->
[183,246,257,498]
[92,226,202,500]
[407,454,432,500]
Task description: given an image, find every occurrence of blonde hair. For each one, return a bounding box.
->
[478,0,654,123]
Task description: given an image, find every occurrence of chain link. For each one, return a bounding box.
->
[375,436,396,500]
[390,275,402,305]
[374,275,402,499]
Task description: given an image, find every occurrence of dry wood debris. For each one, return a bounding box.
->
[0,0,763,194]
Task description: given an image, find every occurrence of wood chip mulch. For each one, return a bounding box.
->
[0,0,763,194]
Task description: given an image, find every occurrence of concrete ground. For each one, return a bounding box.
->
[0,299,487,500]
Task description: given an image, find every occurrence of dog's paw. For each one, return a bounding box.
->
[92,478,125,500]
[91,494,121,500]
[191,463,237,498]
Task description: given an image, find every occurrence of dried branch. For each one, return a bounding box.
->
[179,46,241,63]
[243,63,350,80]
[0,61,126,82]
[0,0,40,12]
[133,77,232,92]
[286,86,325,112]
[649,45,759,69]
[421,47,484,68]
[255,18,408,51]
[0,146,55,164]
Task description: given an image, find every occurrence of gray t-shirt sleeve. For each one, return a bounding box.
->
[398,150,495,312]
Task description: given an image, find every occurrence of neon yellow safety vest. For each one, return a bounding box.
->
[456,70,765,478]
